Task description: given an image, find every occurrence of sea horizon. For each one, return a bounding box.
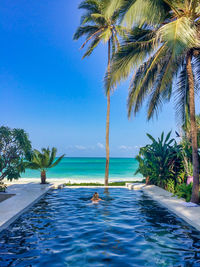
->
[21,157,143,181]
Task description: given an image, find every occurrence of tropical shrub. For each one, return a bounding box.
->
[166,179,175,194]
[0,126,32,182]
[135,132,183,189]
[26,147,65,184]
[0,181,7,192]
[175,183,193,202]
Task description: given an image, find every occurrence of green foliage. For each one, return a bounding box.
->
[106,0,169,27]
[106,0,200,122]
[175,183,193,202]
[0,126,32,181]
[73,0,126,61]
[178,114,200,178]
[64,180,142,186]
[26,147,65,172]
[135,131,183,189]
[103,0,200,202]
[166,178,175,194]
[0,181,7,192]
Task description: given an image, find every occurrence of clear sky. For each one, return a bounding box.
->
[0,0,179,157]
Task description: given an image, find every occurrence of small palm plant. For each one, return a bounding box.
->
[27,148,65,184]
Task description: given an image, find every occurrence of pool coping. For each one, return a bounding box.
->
[126,183,200,232]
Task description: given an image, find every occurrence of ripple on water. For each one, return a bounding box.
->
[0,188,200,266]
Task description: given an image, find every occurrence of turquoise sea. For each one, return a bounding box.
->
[21,157,142,181]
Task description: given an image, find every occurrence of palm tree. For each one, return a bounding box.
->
[107,0,200,202]
[73,0,126,186]
[27,148,65,184]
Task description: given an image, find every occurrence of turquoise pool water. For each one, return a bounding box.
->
[0,188,200,266]
[21,157,142,180]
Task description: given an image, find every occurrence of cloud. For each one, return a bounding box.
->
[97,142,105,149]
[75,145,86,150]
[119,145,141,151]
[119,145,133,150]
[119,145,129,150]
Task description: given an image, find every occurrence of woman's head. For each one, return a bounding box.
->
[93,192,99,200]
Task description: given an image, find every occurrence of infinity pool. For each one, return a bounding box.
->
[0,188,200,266]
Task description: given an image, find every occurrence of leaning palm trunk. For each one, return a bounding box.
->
[186,51,199,203]
[105,39,111,186]
[41,170,47,184]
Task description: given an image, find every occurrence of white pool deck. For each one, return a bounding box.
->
[1,179,200,233]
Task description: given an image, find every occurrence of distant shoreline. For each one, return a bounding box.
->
[18,177,143,184]
[21,158,141,179]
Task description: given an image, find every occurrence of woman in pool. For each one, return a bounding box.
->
[91,192,102,202]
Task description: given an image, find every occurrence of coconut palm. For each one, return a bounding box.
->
[73,0,126,186]
[27,148,65,184]
[107,0,200,202]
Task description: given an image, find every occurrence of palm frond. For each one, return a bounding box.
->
[127,49,164,118]
[48,147,57,167]
[79,0,100,13]
[25,162,40,170]
[157,17,199,59]
[193,54,200,89]
[122,0,169,28]
[99,28,112,43]
[50,154,65,168]
[127,44,182,119]
[105,27,157,91]
[80,28,103,49]
[105,0,126,18]
[80,12,96,25]
[146,50,183,119]
[26,147,64,171]
[174,64,190,127]
[90,13,107,25]
[82,36,101,58]
[73,25,99,40]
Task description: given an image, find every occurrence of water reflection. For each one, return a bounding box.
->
[1,188,200,267]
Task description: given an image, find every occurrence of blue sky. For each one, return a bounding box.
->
[0,0,179,157]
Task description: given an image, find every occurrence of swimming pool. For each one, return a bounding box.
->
[0,188,200,266]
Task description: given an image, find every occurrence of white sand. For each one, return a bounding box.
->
[4,177,143,185]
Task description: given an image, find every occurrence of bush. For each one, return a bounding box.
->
[135,132,183,189]
[166,179,175,194]
[0,182,7,192]
[175,183,192,202]
[0,126,32,181]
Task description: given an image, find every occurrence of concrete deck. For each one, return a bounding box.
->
[126,183,200,232]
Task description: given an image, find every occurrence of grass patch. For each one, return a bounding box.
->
[64,180,145,186]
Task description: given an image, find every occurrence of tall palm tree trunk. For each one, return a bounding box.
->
[186,51,199,204]
[41,170,46,184]
[105,39,111,186]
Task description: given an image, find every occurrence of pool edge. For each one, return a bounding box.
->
[141,185,200,232]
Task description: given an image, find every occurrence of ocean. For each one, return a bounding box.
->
[21,157,143,182]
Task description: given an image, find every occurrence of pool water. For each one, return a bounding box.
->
[0,188,200,266]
